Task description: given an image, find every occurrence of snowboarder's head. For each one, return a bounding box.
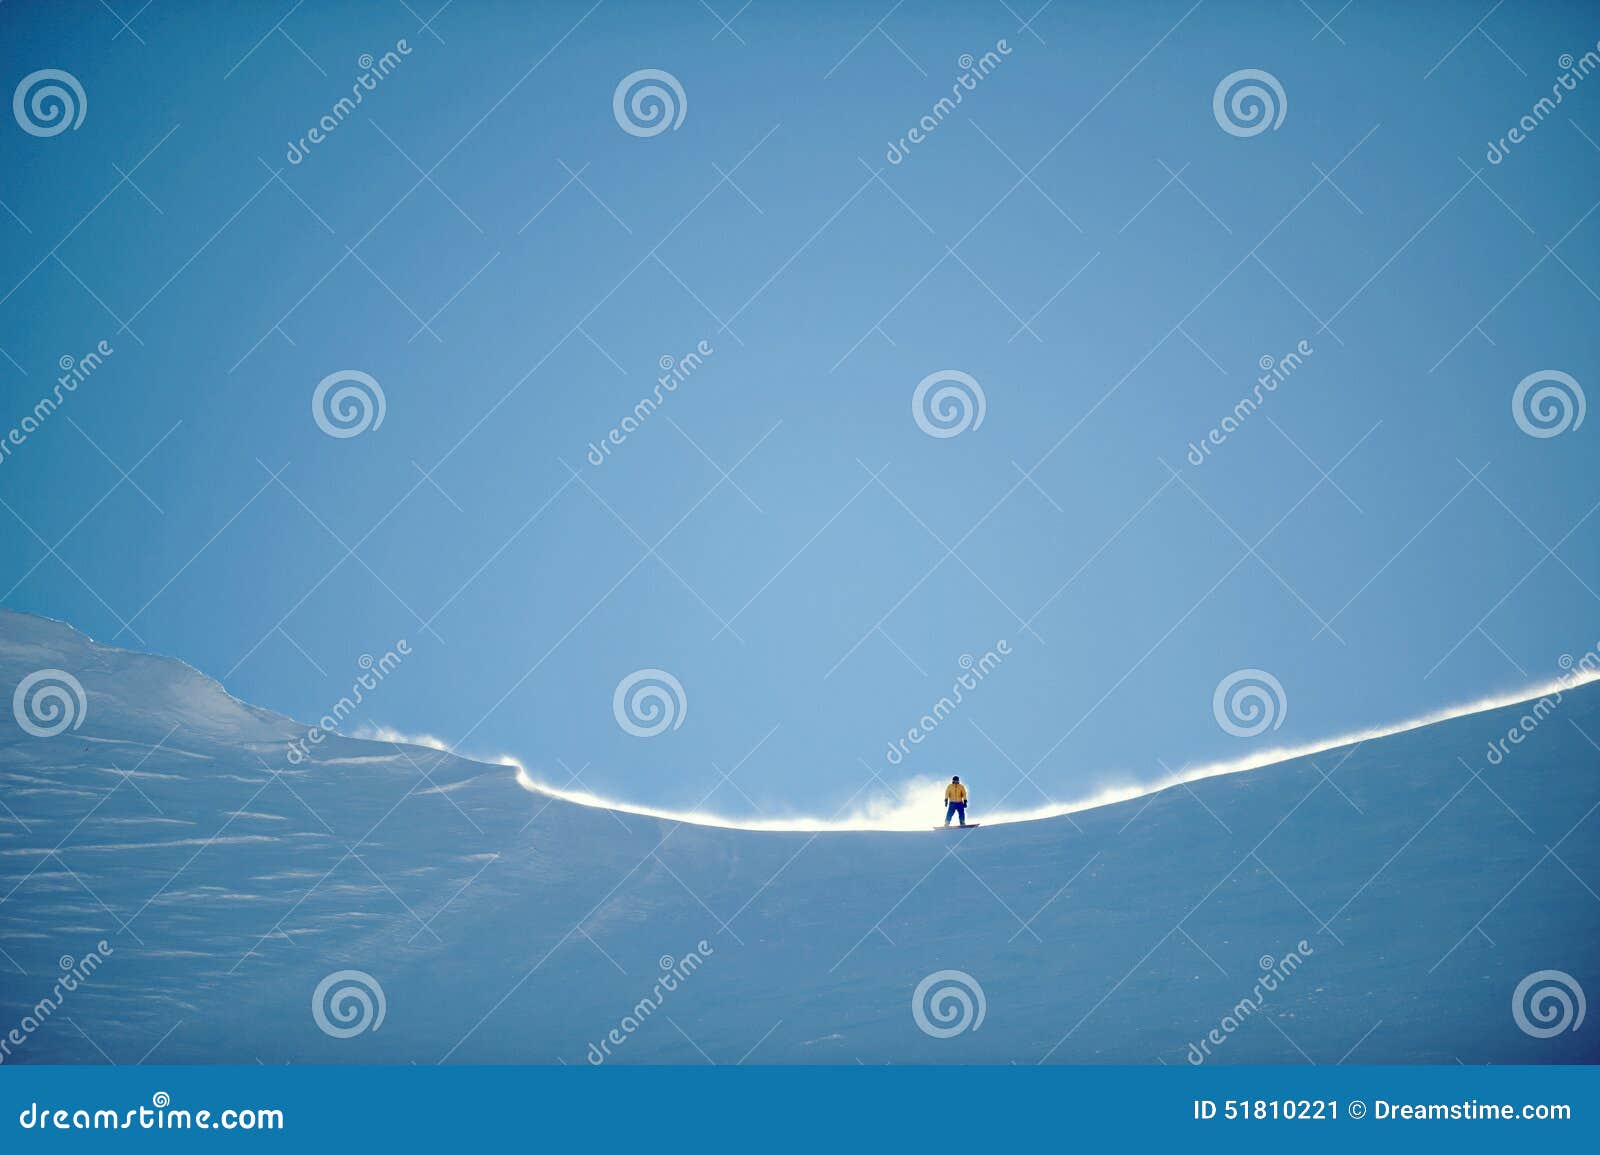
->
[951,775,960,783]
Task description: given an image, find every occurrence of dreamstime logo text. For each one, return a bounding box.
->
[613,669,686,737]
[285,641,411,765]
[586,941,714,1063]
[311,969,386,1038]
[587,341,714,465]
[16,1093,283,1131]
[1187,941,1313,1063]
[0,340,114,469]
[1186,340,1313,465]
[912,369,986,438]
[1212,669,1287,738]
[1512,969,1585,1038]
[1213,69,1286,137]
[13,68,86,137]
[13,669,87,738]
[912,970,985,1038]
[613,69,686,137]
[1487,45,1600,164]
[1482,645,1600,766]
[1512,370,1584,438]
[0,941,114,1064]
[885,641,1011,766]
[312,369,386,438]
[286,41,413,164]
[886,41,1013,164]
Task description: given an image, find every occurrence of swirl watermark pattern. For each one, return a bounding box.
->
[1212,669,1287,738]
[312,370,386,438]
[1511,370,1585,438]
[1212,69,1287,137]
[1512,970,1585,1038]
[13,68,86,137]
[13,668,87,738]
[311,970,387,1039]
[612,668,687,737]
[612,69,686,138]
[911,969,986,1038]
[912,370,986,438]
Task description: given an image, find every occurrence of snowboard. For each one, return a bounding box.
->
[933,823,981,829]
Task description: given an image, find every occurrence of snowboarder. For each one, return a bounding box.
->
[944,776,969,826]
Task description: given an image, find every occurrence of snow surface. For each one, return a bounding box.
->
[1,609,1596,1064]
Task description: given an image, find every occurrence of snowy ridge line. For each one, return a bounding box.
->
[7,608,1591,832]
[0,608,287,730]
[365,667,1600,833]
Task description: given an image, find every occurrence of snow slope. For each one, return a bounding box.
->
[1,609,1596,1064]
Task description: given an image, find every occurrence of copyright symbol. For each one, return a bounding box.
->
[1347,1100,1366,1119]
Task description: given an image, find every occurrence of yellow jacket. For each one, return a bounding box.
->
[945,782,968,803]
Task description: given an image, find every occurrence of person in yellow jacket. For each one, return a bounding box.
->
[943,776,969,826]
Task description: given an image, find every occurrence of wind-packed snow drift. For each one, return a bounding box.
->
[1,609,1596,1064]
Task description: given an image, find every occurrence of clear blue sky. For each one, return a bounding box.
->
[2,0,1597,817]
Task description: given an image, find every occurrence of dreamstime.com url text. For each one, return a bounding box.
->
[16,1093,284,1131]
[1191,1098,1572,1122]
